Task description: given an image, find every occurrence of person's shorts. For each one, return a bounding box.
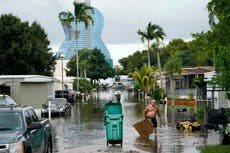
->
[147,117,157,127]
[151,117,157,127]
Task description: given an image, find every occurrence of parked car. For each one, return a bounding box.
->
[0,94,17,106]
[41,98,70,117]
[0,105,52,153]
[111,82,125,90]
[99,83,110,90]
[55,90,75,103]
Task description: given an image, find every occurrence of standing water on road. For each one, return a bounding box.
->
[48,90,220,153]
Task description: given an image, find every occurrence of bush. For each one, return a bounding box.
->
[151,85,164,101]
[73,78,93,94]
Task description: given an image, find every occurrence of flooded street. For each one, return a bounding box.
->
[44,90,220,153]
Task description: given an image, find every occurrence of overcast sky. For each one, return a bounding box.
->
[0,0,210,64]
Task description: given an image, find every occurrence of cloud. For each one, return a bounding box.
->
[0,0,210,45]
[92,0,210,43]
[1,0,211,64]
[107,43,145,65]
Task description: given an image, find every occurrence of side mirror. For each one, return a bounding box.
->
[28,122,42,131]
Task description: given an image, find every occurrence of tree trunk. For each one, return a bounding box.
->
[147,40,150,68]
[170,73,175,105]
[157,51,163,88]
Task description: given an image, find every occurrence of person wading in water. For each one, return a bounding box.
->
[143,99,162,135]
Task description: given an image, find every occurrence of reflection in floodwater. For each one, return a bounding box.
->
[135,136,160,152]
[51,100,106,152]
[49,90,220,153]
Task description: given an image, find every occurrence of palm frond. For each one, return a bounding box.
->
[73,1,94,29]
[58,11,74,27]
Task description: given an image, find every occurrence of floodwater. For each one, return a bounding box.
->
[44,90,220,153]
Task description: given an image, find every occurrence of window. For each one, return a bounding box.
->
[28,109,39,122]
[0,95,16,105]
[0,112,22,130]
[25,110,32,126]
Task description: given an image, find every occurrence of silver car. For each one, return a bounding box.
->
[0,94,17,106]
[41,98,70,117]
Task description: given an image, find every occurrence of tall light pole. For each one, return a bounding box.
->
[76,51,79,92]
[60,54,64,98]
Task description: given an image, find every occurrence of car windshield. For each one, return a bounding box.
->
[47,99,66,106]
[0,96,17,105]
[0,112,22,130]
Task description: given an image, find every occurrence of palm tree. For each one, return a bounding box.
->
[129,64,157,98]
[137,22,166,68]
[58,11,74,42]
[150,42,163,87]
[73,1,94,38]
[164,54,182,105]
[58,11,74,28]
[73,2,94,91]
[59,1,94,91]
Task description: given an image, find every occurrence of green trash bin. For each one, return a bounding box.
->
[104,102,123,146]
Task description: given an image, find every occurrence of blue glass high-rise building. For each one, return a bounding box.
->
[56,1,113,67]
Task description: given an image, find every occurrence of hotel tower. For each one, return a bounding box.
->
[56,0,113,67]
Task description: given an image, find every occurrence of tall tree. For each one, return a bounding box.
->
[58,11,74,42]
[87,48,114,84]
[164,53,182,105]
[0,14,56,76]
[59,1,94,91]
[137,22,166,88]
[206,0,230,99]
[118,50,148,74]
[73,2,94,90]
[189,32,214,66]
[206,0,230,49]
[66,48,114,84]
[215,47,230,99]
[137,22,166,68]
[58,11,74,28]
[72,1,94,38]
[65,48,92,77]
[150,42,163,87]
[59,2,94,39]
[207,0,230,27]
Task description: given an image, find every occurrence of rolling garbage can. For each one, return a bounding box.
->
[104,102,123,146]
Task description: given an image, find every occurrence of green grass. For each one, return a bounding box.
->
[199,145,230,153]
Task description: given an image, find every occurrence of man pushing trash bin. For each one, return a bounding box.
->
[143,99,162,135]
